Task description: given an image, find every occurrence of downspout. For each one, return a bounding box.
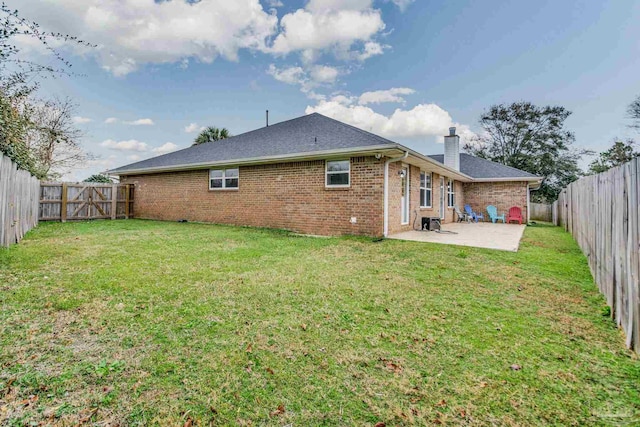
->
[383,151,409,237]
[526,183,530,224]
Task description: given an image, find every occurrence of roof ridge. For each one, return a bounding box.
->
[311,113,397,146]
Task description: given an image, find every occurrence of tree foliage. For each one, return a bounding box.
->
[84,174,113,183]
[193,126,231,146]
[629,95,640,130]
[464,101,588,202]
[588,139,638,174]
[0,3,93,178]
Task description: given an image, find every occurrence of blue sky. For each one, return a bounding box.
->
[12,0,640,180]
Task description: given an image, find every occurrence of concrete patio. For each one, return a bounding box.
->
[388,222,527,252]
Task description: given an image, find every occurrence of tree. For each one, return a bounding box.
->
[629,95,640,130]
[193,126,231,146]
[0,3,93,176]
[588,139,638,174]
[464,101,589,202]
[22,97,89,180]
[84,174,113,183]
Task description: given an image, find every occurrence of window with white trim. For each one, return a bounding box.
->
[326,160,350,187]
[209,168,239,190]
[447,178,455,207]
[420,171,432,208]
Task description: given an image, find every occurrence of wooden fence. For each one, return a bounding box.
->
[553,157,639,350]
[39,182,133,221]
[530,202,552,222]
[0,153,40,248]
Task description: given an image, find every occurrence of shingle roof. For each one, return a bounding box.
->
[428,153,539,179]
[109,113,397,174]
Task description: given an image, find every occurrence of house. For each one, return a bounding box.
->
[109,113,541,237]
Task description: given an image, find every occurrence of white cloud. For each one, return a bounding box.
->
[104,117,118,124]
[305,99,475,140]
[267,0,284,7]
[267,64,306,85]
[15,0,279,76]
[124,118,155,126]
[152,142,180,155]
[388,0,415,12]
[357,41,387,61]
[310,65,339,84]
[184,123,205,133]
[72,116,92,124]
[127,154,141,161]
[358,87,415,105]
[306,0,373,13]
[100,139,149,152]
[270,7,385,58]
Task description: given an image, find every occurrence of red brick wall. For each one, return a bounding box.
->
[121,156,385,236]
[387,167,465,234]
[462,181,528,222]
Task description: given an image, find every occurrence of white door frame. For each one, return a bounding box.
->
[401,166,409,225]
[439,177,445,220]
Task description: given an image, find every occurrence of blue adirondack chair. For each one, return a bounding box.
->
[464,204,484,222]
[486,205,505,223]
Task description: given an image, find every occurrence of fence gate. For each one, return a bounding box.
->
[39,183,133,221]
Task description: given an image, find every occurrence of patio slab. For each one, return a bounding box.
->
[388,222,526,252]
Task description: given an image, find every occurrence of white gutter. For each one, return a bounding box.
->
[526,183,530,224]
[383,151,409,237]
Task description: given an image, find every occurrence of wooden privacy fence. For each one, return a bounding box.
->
[530,202,552,222]
[553,157,639,350]
[39,182,133,221]
[0,153,40,248]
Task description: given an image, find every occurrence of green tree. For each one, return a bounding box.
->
[629,95,640,130]
[464,101,589,202]
[0,3,93,176]
[84,174,113,183]
[588,139,638,174]
[192,126,231,146]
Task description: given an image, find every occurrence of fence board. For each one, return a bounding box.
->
[530,202,552,222]
[39,182,133,222]
[0,153,40,248]
[553,157,640,350]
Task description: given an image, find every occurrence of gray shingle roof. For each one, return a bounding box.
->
[110,113,397,174]
[428,153,539,179]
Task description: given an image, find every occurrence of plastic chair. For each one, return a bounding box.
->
[486,205,505,223]
[506,206,523,224]
[464,204,485,222]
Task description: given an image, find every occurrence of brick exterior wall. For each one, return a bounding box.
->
[387,165,464,234]
[463,181,529,222]
[121,156,385,237]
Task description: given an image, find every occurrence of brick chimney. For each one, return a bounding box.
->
[444,127,460,171]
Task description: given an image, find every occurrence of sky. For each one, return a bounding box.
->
[9,0,640,180]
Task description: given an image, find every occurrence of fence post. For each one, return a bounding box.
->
[111,184,117,220]
[60,183,68,223]
[124,184,130,219]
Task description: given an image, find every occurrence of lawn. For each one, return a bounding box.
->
[0,220,639,426]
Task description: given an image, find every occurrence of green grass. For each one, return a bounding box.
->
[0,220,638,426]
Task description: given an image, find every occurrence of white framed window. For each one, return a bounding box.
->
[326,160,350,187]
[420,171,432,208]
[447,178,455,207]
[209,168,239,190]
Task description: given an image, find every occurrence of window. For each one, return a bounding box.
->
[420,171,432,208]
[209,168,239,190]
[447,178,455,207]
[326,160,350,187]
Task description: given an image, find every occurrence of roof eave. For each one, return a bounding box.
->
[109,144,401,176]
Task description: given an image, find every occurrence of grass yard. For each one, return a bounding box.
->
[1,220,639,426]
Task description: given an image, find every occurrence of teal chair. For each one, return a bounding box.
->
[486,205,505,223]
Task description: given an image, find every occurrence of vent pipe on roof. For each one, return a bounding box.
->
[266,110,269,127]
[444,127,460,171]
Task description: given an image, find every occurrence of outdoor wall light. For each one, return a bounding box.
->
[398,170,406,178]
